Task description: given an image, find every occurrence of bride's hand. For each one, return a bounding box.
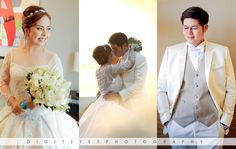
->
[26,96,36,110]
[8,96,25,115]
[111,52,119,64]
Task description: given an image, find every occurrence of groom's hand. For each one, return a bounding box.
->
[104,91,121,101]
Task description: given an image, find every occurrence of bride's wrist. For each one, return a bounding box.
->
[6,95,15,106]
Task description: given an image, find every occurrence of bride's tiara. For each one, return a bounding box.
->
[103,45,107,51]
[26,9,46,18]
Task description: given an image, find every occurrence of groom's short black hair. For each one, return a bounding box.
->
[108,32,128,47]
[181,6,209,26]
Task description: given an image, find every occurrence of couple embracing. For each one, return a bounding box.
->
[79,32,148,138]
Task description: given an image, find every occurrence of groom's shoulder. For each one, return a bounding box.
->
[135,51,147,62]
[135,51,145,57]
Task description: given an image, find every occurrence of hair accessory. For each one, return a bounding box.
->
[103,45,107,51]
[20,100,28,110]
[26,9,46,18]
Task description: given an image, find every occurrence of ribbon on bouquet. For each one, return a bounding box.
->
[20,100,28,110]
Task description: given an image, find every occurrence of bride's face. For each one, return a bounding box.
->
[111,52,119,64]
[27,15,51,46]
[107,52,113,64]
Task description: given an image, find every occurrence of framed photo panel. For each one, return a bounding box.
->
[0,0,39,57]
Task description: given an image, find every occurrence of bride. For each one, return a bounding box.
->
[0,5,78,148]
[79,44,140,138]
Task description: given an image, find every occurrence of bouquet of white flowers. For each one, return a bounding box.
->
[128,37,142,52]
[25,67,71,111]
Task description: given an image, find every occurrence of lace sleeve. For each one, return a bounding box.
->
[0,51,13,100]
[120,48,136,70]
[0,52,11,87]
[48,54,63,77]
[109,49,136,78]
[96,66,113,94]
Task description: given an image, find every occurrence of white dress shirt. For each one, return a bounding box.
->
[187,41,205,71]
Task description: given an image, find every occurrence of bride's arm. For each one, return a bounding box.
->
[109,49,136,78]
[48,54,63,77]
[0,53,11,102]
[0,52,24,114]
[119,48,136,70]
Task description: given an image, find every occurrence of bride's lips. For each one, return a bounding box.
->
[38,38,46,42]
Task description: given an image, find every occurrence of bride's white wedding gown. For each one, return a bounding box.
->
[0,50,79,148]
[79,65,139,138]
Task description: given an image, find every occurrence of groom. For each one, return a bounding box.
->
[104,32,147,103]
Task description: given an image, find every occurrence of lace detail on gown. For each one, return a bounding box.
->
[96,65,123,96]
[0,51,79,141]
[96,48,136,96]
[8,53,63,118]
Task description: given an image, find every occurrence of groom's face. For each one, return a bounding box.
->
[110,43,128,57]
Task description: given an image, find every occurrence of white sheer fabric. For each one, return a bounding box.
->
[96,65,123,96]
[79,76,138,138]
[0,49,79,149]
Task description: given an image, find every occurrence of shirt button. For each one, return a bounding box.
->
[196,74,199,77]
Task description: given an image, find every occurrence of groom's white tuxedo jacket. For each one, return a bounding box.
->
[158,41,236,127]
[119,51,147,101]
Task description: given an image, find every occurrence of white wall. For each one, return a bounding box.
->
[41,0,78,90]
[158,0,236,73]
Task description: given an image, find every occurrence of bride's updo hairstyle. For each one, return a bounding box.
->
[93,45,112,65]
[22,5,51,34]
